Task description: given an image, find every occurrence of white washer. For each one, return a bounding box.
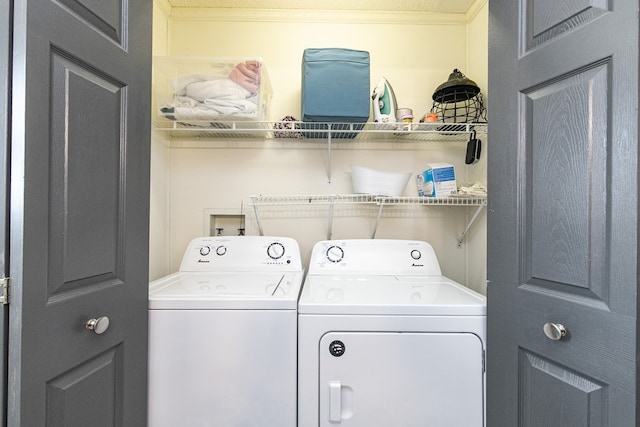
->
[298,239,486,427]
[148,236,304,427]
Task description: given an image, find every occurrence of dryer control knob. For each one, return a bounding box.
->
[329,340,346,357]
[410,249,422,260]
[326,245,344,263]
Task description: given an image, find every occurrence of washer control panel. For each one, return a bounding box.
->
[179,236,302,272]
[309,239,442,276]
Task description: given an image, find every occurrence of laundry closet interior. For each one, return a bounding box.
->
[149,0,489,295]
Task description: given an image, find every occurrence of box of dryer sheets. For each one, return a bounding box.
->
[301,48,370,138]
[153,56,272,125]
[417,163,458,197]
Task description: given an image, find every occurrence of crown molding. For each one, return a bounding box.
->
[155,0,173,18]
[466,0,487,22]
[169,8,469,25]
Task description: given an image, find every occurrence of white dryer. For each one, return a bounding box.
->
[298,239,486,427]
[148,236,303,427]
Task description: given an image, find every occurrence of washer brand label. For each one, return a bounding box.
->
[197,259,210,263]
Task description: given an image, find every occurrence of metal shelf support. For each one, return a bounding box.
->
[251,197,264,236]
[456,204,485,248]
[327,195,335,240]
[327,130,332,183]
[371,201,386,239]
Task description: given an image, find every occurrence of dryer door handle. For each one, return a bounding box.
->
[329,381,342,422]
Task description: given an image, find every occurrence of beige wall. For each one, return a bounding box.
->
[149,1,172,281]
[149,3,489,294]
[167,9,469,122]
[465,1,488,293]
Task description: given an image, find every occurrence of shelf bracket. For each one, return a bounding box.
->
[456,204,485,247]
[371,200,385,239]
[327,195,335,240]
[251,197,265,236]
[326,128,332,183]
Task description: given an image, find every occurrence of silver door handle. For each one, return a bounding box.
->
[85,316,110,335]
[543,323,567,341]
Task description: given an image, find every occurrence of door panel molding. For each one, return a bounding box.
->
[519,349,606,427]
[46,345,123,427]
[53,0,124,46]
[520,60,610,304]
[49,50,126,298]
[523,0,610,52]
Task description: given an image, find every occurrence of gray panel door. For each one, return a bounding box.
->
[9,0,151,425]
[487,1,637,426]
[0,0,10,424]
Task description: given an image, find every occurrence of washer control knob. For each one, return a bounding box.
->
[215,245,227,256]
[410,249,422,260]
[326,245,344,263]
[199,246,211,256]
[267,242,285,259]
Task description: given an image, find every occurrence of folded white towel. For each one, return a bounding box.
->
[164,75,259,121]
[203,98,257,116]
[185,79,251,102]
[457,182,488,196]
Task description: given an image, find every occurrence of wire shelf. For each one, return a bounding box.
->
[248,194,487,206]
[248,194,487,245]
[153,120,487,142]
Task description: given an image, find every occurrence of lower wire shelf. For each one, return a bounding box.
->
[248,194,487,245]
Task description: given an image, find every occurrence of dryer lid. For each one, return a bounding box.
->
[149,271,304,310]
[298,275,486,316]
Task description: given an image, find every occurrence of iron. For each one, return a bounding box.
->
[372,77,398,124]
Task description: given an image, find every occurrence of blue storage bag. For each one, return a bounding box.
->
[301,48,370,138]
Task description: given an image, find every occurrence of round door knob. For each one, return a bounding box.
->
[85,316,110,335]
[543,322,567,341]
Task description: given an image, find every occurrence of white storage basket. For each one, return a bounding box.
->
[351,165,412,197]
[154,56,272,123]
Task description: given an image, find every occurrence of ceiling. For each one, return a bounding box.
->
[165,0,478,14]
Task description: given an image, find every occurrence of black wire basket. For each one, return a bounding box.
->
[429,69,486,131]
